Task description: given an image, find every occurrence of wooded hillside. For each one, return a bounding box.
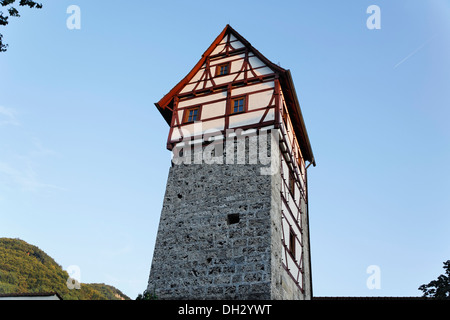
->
[0,238,130,300]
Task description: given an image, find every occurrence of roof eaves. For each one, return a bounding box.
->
[282,70,315,166]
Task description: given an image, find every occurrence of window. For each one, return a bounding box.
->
[231,97,245,114]
[289,229,296,258]
[288,169,295,197]
[227,213,240,225]
[184,107,200,123]
[216,62,230,76]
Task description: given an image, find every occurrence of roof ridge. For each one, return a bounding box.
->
[155,24,285,112]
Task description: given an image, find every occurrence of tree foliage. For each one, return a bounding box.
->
[136,288,158,300]
[418,260,450,299]
[0,238,130,300]
[0,0,43,52]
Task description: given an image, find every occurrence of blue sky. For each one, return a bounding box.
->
[0,0,449,299]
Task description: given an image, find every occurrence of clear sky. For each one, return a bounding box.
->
[0,0,449,299]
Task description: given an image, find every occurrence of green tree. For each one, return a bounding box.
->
[418,260,450,299]
[136,289,158,300]
[0,0,43,52]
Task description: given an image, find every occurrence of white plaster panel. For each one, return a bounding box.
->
[249,56,266,68]
[248,90,274,110]
[232,40,245,49]
[178,92,227,108]
[228,109,266,128]
[189,68,206,83]
[201,101,226,120]
[253,66,274,76]
[211,43,226,55]
[180,83,197,94]
[210,54,245,66]
[231,81,274,97]
[201,118,225,132]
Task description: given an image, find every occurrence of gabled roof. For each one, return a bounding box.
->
[155,24,315,166]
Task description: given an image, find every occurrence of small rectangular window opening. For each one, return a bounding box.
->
[216,62,230,76]
[227,213,240,225]
[289,229,296,258]
[231,97,245,114]
[185,107,200,123]
[288,169,295,197]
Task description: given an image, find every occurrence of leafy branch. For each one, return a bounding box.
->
[0,0,43,52]
[418,260,450,299]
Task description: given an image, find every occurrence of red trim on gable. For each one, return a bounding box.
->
[154,25,315,166]
[155,25,285,115]
[155,25,230,116]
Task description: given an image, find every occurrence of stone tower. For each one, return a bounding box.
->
[147,25,315,300]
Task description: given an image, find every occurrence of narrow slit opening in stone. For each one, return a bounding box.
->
[227,213,240,225]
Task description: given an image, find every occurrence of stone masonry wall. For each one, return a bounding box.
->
[147,131,307,299]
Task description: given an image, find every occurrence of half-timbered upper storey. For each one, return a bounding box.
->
[155,25,315,167]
